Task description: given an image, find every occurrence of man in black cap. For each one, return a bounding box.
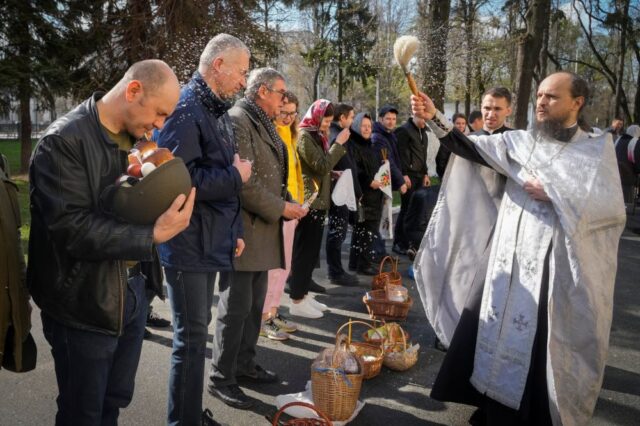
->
[369,105,407,263]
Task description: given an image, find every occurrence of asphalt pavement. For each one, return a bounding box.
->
[1,211,639,426]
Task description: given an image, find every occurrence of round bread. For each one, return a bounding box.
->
[112,157,191,225]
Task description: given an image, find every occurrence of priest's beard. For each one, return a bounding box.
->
[533,115,568,140]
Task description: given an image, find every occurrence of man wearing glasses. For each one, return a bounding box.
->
[208,68,307,409]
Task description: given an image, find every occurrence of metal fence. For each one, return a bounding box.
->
[0,123,50,139]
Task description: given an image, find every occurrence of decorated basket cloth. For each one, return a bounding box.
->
[371,256,402,290]
[383,323,419,371]
[270,401,333,426]
[310,334,364,421]
[363,289,413,322]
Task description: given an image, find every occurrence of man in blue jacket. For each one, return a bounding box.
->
[157,34,252,426]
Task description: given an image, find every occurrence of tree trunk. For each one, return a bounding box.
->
[419,0,451,111]
[513,0,551,130]
[19,92,32,175]
[635,64,640,124]
[337,0,343,101]
[614,0,630,119]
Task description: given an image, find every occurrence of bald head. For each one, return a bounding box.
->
[99,59,180,139]
[118,59,179,96]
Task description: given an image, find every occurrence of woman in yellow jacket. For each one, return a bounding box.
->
[260,91,305,340]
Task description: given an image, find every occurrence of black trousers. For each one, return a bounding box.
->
[394,175,423,249]
[349,217,381,269]
[325,203,350,277]
[289,209,326,300]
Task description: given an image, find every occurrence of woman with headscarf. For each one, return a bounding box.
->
[288,100,349,318]
[348,113,386,273]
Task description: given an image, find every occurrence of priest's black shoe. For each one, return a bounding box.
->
[201,408,222,426]
[207,384,253,409]
[308,279,326,293]
[236,365,279,384]
[357,264,378,276]
[328,272,359,286]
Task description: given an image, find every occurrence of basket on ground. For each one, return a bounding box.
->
[311,334,364,421]
[270,401,333,426]
[363,289,413,321]
[383,323,419,371]
[361,322,411,351]
[371,256,402,290]
[340,320,384,380]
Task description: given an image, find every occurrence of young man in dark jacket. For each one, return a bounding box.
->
[325,103,360,286]
[368,105,407,262]
[393,115,433,253]
[28,60,194,425]
[157,34,252,425]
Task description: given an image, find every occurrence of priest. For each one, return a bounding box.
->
[412,71,626,425]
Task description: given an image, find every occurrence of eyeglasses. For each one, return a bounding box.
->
[265,86,287,101]
[279,111,298,118]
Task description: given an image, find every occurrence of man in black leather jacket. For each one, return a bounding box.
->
[28,60,195,426]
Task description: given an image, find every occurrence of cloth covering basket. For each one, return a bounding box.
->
[383,323,419,371]
[311,333,364,421]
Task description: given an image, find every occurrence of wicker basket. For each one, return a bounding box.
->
[363,289,413,321]
[337,320,384,380]
[270,402,333,426]
[361,322,411,352]
[311,335,364,421]
[383,323,419,371]
[371,256,402,290]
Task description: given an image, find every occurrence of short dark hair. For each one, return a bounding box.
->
[324,103,335,118]
[483,87,512,105]
[283,91,298,107]
[468,110,482,123]
[452,113,467,123]
[333,103,354,122]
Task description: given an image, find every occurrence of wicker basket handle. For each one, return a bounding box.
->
[386,322,408,351]
[377,256,395,275]
[336,320,384,354]
[271,401,333,425]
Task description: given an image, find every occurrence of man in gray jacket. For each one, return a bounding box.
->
[208,68,307,409]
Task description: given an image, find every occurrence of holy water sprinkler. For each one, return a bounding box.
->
[393,36,420,96]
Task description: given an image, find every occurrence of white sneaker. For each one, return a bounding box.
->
[306,295,329,311]
[289,298,323,318]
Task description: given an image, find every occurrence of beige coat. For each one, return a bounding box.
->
[230,100,288,272]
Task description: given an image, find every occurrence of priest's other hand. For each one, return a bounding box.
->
[400,183,408,194]
[523,179,550,202]
[411,92,436,120]
[423,175,431,187]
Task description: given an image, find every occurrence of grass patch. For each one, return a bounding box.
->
[0,139,36,176]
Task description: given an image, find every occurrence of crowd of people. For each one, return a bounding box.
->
[1,30,635,426]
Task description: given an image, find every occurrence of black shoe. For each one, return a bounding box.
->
[434,337,448,352]
[347,263,357,271]
[208,384,253,409]
[328,272,359,286]
[392,244,407,255]
[147,310,171,328]
[308,279,326,293]
[357,264,378,276]
[406,247,417,261]
[144,328,152,339]
[236,365,279,384]
[202,408,221,426]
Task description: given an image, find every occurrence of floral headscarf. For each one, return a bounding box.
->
[299,99,332,151]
